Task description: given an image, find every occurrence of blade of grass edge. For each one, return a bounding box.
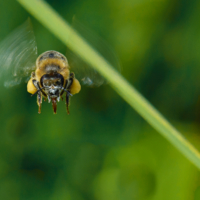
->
[17,0,200,169]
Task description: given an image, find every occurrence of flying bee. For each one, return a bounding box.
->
[0,19,81,114]
[27,50,81,114]
[0,19,120,114]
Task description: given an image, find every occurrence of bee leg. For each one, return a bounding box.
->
[67,72,74,88]
[60,78,69,102]
[67,72,81,95]
[32,79,47,97]
[63,73,74,114]
[31,72,36,78]
[66,91,71,115]
[37,92,42,114]
[70,72,75,78]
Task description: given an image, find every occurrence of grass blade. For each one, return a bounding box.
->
[18,0,200,169]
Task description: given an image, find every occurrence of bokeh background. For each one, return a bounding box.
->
[0,0,200,199]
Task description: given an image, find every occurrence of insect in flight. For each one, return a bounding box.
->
[0,19,120,114]
[27,50,81,114]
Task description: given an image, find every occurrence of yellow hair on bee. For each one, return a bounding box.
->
[59,69,70,80]
[35,58,70,83]
[37,58,68,70]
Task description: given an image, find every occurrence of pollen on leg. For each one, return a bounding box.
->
[69,78,81,95]
[27,78,37,94]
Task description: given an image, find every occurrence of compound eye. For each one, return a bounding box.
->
[54,80,61,86]
[43,79,51,87]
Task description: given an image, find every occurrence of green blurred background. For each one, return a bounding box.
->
[0,0,200,199]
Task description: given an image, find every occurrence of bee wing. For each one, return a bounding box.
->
[67,49,105,87]
[0,19,37,87]
[67,17,121,87]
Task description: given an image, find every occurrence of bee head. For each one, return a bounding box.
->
[40,73,64,98]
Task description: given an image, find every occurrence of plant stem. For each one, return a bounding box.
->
[18,0,200,169]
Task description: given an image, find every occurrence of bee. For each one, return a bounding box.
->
[27,50,81,114]
[0,19,120,114]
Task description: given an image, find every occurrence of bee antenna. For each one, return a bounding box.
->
[61,87,73,96]
[31,87,44,97]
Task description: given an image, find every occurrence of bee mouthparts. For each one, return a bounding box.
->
[51,98,57,114]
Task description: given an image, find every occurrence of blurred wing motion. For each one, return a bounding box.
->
[0,19,37,87]
[67,17,121,87]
